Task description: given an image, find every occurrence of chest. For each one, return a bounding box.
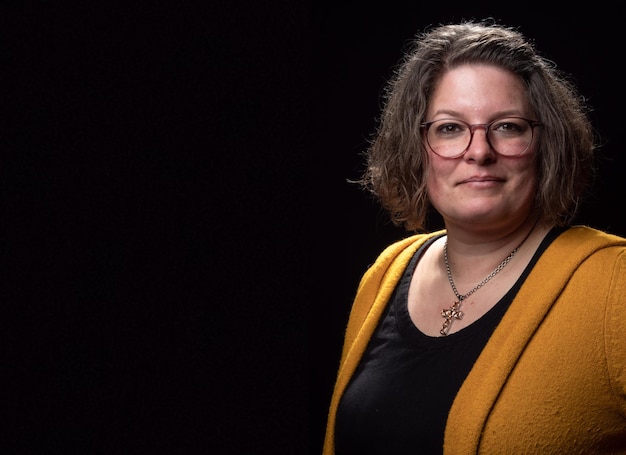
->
[406,247,527,337]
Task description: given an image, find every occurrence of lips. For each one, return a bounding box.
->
[460,175,504,184]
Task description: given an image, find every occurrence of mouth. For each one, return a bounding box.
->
[460,175,503,184]
[458,176,505,187]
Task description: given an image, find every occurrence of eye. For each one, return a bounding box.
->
[434,120,466,135]
[491,118,528,135]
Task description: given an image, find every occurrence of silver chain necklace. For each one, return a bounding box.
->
[440,226,535,336]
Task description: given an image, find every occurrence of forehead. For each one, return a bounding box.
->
[429,64,531,117]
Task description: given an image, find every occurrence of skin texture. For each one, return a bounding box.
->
[425,64,538,241]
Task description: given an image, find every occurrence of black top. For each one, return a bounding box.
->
[334,228,561,455]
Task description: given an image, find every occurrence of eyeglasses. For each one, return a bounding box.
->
[420,117,542,158]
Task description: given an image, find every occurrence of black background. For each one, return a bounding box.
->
[1,2,623,454]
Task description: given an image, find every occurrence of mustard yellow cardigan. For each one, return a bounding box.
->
[323,226,626,454]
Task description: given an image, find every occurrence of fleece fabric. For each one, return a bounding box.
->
[323,226,626,454]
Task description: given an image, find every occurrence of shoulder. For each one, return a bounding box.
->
[538,226,626,286]
[369,230,445,272]
[548,226,626,259]
[557,225,626,246]
[545,226,626,317]
[356,230,446,294]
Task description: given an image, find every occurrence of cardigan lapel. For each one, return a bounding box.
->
[334,233,436,402]
[444,226,626,454]
[323,231,445,454]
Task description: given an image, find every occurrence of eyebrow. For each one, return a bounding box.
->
[429,110,526,120]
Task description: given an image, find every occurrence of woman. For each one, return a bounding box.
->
[323,20,626,454]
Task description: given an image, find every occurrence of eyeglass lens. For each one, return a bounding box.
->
[425,117,535,157]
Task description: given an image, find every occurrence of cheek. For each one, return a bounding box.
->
[517,169,539,199]
[424,159,452,203]
[504,160,540,207]
[514,157,538,186]
[425,158,451,188]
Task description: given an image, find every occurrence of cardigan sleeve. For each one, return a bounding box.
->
[605,247,626,417]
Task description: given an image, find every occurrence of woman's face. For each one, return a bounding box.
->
[424,64,539,232]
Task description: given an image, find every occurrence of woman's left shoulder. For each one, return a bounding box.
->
[554,225,626,252]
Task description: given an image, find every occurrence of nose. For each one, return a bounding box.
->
[463,125,496,163]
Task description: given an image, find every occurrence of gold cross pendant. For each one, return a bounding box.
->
[440,301,464,336]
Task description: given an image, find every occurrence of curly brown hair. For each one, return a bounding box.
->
[357,19,596,232]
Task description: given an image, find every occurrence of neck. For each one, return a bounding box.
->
[443,216,550,286]
[445,214,544,256]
